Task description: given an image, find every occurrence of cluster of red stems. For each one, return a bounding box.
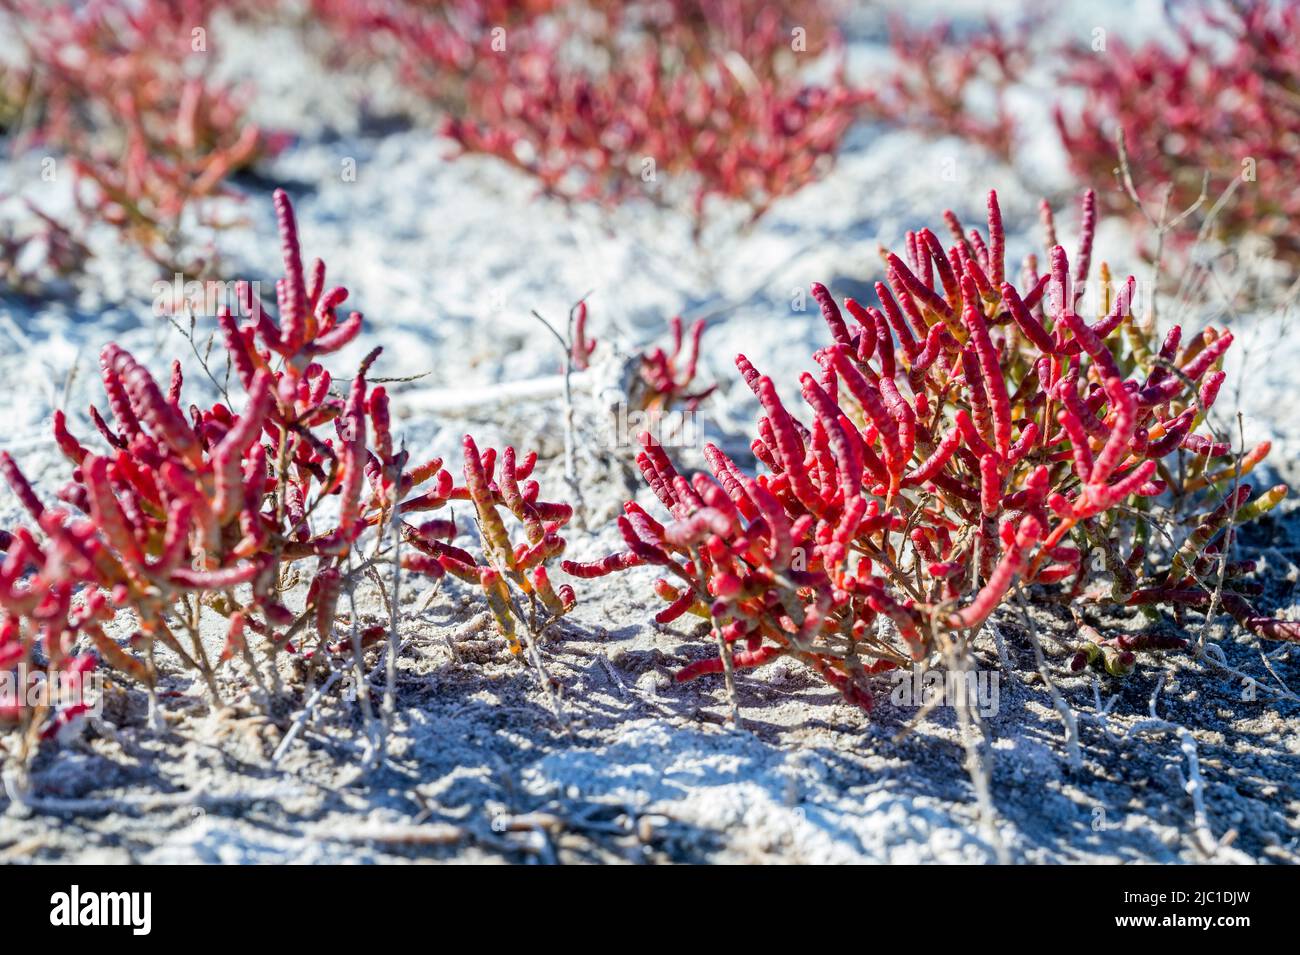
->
[632,314,717,413]
[312,0,862,230]
[0,191,577,745]
[302,0,1300,260]
[567,301,716,416]
[1,0,280,277]
[566,189,1296,709]
[1,4,1297,736]
[2,186,1295,740]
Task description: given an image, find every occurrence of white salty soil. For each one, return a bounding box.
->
[0,2,1297,864]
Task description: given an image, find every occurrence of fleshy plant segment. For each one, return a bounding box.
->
[566,189,1295,712]
[632,316,717,413]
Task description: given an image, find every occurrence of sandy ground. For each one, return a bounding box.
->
[1,3,1298,863]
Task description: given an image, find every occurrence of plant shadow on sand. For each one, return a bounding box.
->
[6,499,1296,864]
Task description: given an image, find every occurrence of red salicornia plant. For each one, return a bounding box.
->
[400,435,578,720]
[401,436,577,645]
[859,3,1299,270]
[308,0,562,87]
[566,188,1294,712]
[563,302,713,412]
[2,188,395,724]
[1,189,578,764]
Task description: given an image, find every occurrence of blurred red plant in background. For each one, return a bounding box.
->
[862,14,1028,161]
[311,0,864,232]
[1055,0,1300,263]
[867,2,1300,270]
[1,0,283,276]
